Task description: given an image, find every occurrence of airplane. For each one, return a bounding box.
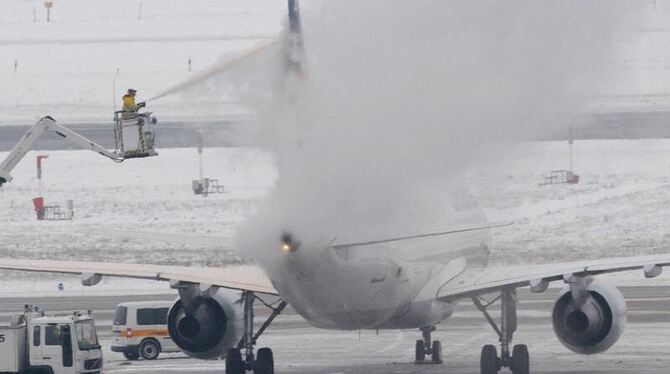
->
[3,1,670,374]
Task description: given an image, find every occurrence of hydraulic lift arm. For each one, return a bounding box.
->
[0,116,124,187]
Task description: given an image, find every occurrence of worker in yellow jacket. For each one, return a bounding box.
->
[121,88,145,119]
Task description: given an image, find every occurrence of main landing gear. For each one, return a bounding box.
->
[472,287,529,374]
[226,291,287,374]
[414,325,443,364]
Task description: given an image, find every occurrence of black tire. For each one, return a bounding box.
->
[123,350,140,361]
[415,340,426,362]
[226,348,244,374]
[480,345,499,374]
[255,347,274,374]
[20,368,53,374]
[139,339,161,360]
[431,340,443,364]
[512,344,530,374]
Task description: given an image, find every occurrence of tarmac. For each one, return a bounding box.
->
[3,109,670,153]
[3,286,670,373]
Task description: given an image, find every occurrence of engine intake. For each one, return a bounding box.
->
[552,279,627,354]
[167,289,243,359]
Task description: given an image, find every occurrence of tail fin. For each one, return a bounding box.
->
[286,0,306,75]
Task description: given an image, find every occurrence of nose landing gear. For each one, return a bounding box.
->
[414,325,443,364]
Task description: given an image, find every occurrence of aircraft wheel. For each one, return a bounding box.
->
[226,348,244,374]
[480,344,499,374]
[431,341,443,364]
[415,340,426,362]
[255,347,275,374]
[512,344,529,374]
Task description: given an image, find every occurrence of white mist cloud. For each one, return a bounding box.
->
[234,0,637,264]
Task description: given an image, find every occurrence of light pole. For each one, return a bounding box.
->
[44,0,53,22]
[568,125,574,173]
[112,68,120,112]
[36,155,49,197]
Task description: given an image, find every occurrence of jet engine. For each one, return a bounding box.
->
[167,288,244,359]
[551,279,627,354]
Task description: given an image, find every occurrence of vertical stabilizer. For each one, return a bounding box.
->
[287,0,305,74]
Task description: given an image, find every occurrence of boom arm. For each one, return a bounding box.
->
[0,116,123,187]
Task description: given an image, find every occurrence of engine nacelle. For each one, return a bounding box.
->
[167,289,244,359]
[552,279,627,354]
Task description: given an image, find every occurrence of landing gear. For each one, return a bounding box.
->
[511,344,529,374]
[472,287,529,374]
[226,291,287,374]
[415,340,425,362]
[255,348,275,374]
[226,348,243,373]
[480,345,498,373]
[414,326,442,364]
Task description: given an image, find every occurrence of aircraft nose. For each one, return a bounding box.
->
[281,231,301,253]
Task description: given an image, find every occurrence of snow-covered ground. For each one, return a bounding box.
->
[2,0,670,126]
[472,139,670,264]
[0,0,284,124]
[0,146,278,295]
[2,138,670,295]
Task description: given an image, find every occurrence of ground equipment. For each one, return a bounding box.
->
[540,126,579,186]
[540,170,580,186]
[32,155,75,221]
[0,114,158,188]
[32,197,74,221]
[0,305,103,374]
[113,111,158,159]
[192,178,225,196]
[191,130,224,196]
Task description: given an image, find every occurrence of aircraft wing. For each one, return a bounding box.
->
[437,253,670,301]
[0,258,278,295]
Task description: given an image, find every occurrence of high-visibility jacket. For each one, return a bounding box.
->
[122,94,138,111]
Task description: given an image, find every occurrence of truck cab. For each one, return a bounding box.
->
[0,308,103,374]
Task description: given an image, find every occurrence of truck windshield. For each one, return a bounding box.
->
[75,320,100,350]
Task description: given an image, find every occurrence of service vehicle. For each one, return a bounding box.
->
[0,305,103,374]
[111,301,180,360]
[0,110,158,188]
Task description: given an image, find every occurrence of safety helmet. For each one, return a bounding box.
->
[128,88,137,94]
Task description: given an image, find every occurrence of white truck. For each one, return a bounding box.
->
[0,306,103,374]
